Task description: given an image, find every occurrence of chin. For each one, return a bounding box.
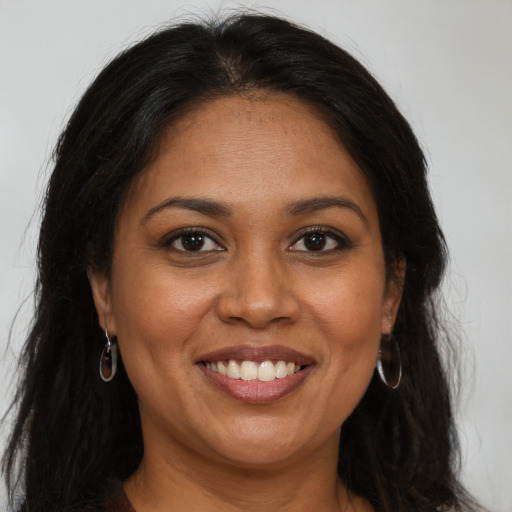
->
[201,416,334,470]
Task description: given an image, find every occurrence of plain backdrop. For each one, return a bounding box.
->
[1,1,511,510]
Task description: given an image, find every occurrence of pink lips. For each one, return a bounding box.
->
[196,345,315,404]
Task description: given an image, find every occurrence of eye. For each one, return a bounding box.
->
[289,228,349,253]
[166,230,223,253]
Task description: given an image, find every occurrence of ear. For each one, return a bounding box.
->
[87,266,117,336]
[380,258,406,334]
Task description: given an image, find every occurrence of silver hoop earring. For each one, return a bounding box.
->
[99,329,117,382]
[376,334,401,389]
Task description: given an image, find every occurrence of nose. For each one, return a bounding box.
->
[216,253,300,329]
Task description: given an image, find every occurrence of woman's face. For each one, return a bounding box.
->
[90,93,403,470]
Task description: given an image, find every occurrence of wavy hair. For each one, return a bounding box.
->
[3,13,479,512]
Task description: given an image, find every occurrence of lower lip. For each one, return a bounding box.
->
[198,364,314,403]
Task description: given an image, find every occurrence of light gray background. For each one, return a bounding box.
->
[1,1,511,511]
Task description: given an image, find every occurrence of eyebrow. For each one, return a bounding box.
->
[286,196,369,228]
[142,194,368,227]
[142,197,232,224]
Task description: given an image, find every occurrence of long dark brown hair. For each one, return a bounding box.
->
[3,13,480,512]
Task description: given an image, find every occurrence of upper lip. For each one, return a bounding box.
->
[197,344,315,365]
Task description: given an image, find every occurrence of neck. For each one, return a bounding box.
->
[124,428,371,512]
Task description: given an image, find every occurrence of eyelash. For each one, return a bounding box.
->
[289,226,352,254]
[158,226,352,255]
[159,227,223,254]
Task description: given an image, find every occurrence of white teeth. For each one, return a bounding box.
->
[227,359,241,379]
[240,361,258,380]
[206,359,303,381]
[217,360,227,376]
[274,360,288,379]
[257,360,275,381]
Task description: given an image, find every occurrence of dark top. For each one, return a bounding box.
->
[103,481,135,512]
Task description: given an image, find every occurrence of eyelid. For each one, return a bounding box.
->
[158,227,224,251]
[157,225,351,254]
[289,225,352,252]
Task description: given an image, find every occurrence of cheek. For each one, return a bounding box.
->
[308,269,385,339]
[302,267,384,388]
[109,264,221,428]
[111,260,217,366]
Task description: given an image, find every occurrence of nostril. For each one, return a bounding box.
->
[217,300,299,329]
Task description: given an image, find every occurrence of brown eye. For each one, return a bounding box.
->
[290,229,345,253]
[170,232,222,252]
[180,234,205,251]
[303,233,327,251]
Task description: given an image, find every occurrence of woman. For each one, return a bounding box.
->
[2,13,481,512]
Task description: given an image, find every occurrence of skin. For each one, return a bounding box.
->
[89,93,404,512]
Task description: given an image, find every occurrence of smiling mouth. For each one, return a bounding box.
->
[202,359,303,382]
[196,345,314,403]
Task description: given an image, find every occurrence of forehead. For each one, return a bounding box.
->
[124,93,378,226]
